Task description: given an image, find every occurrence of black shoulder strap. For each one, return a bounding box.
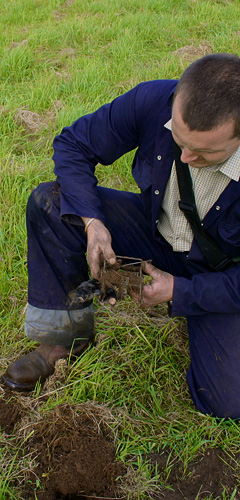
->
[174,141,234,271]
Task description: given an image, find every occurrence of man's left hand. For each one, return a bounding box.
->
[130,261,174,307]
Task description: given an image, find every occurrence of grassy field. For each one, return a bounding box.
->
[1,0,240,498]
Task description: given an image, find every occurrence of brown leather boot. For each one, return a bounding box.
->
[2,336,95,392]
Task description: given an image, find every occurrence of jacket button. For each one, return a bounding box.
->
[216,205,221,211]
[154,190,160,195]
[157,155,162,160]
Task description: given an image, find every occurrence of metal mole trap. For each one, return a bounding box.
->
[69,256,150,306]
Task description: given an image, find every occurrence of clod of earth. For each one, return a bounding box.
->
[0,399,126,500]
[0,390,24,433]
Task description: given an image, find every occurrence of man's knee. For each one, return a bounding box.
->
[187,312,240,419]
[188,367,240,419]
[27,181,60,215]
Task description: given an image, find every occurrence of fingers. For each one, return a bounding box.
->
[86,222,116,277]
[103,249,117,267]
[142,261,159,277]
[89,248,117,278]
[130,290,151,308]
[90,258,101,279]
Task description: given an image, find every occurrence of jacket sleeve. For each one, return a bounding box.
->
[52,81,160,223]
[52,80,176,223]
[172,263,240,316]
[52,88,139,223]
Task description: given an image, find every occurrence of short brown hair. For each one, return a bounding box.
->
[174,53,240,137]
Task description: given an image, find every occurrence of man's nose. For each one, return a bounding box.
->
[180,147,198,163]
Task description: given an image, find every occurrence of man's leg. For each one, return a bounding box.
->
[4,181,176,391]
[187,312,240,419]
[2,181,197,392]
[3,181,95,391]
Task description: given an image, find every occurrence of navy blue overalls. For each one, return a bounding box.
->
[26,80,240,418]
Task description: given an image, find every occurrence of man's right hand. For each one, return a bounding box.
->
[83,218,117,279]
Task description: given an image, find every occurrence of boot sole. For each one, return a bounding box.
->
[1,374,38,392]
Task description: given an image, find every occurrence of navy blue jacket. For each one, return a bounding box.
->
[53,80,240,317]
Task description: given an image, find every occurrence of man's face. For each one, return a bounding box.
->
[171,95,240,168]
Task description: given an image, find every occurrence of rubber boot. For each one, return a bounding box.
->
[2,335,95,392]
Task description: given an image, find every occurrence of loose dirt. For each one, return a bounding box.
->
[148,447,240,500]
[14,101,63,135]
[0,390,23,434]
[0,395,126,500]
[172,42,213,63]
[0,392,239,499]
[28,408,126,500]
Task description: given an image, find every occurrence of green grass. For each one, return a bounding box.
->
[0,0,240,498]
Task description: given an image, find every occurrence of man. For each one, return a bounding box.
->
[3,53,240,419]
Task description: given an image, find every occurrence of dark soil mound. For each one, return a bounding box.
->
[0,390,24,433]
[0,395,126,499]
[23,405,126,500]
[148,447,240,499]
